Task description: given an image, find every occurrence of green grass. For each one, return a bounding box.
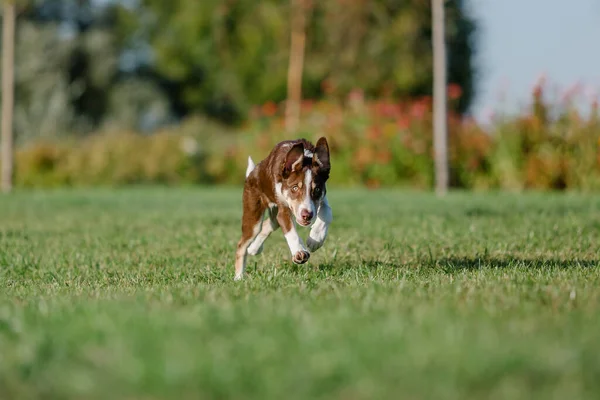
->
[1,187,600,400]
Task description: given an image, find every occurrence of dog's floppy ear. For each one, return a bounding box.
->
[313,137,330,173]
[282,142,305,178]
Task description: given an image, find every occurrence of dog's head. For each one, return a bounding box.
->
[277,137,330,226]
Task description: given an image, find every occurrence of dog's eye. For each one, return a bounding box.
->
[314,187,321,195]
[292,185,299,192]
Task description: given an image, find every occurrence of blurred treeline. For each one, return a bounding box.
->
[13,79,600,190]
[9,1,598,192]
[3,0,476,141]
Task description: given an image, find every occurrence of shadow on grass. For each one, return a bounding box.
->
[302,257,599,277]
[287,259,402,276]
[437,256,598,272]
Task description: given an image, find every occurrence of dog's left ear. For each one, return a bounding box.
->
[313,137,330,173]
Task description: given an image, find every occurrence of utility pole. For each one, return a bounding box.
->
[432,0,448,195]
[2,0,16,193]
[285,0,307,133]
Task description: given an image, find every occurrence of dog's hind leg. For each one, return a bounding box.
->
[234,189,265,281]
[307,195,332,252]
[247,206,279,256]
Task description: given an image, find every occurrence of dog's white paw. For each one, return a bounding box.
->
[247,241,263,256]
[292,250,310,264]
[307,222,328,252]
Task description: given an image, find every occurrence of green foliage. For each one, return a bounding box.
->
[115,0,294,122]
[7,80,600,190]
[117,0,477,122]
[12,118,229,187]
[12,21,78,141]
[4,0,477,137]
[1,188,600,399]
[3,0,174,141]
[236,81,600,191]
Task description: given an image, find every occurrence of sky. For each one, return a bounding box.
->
[469,0,600,120]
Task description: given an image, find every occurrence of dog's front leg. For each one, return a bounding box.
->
[277,207,310,264]
[307,195,332,252]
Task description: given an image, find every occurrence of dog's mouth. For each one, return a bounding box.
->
[296,219,312,227]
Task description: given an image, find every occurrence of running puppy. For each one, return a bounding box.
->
[234,137,332,280]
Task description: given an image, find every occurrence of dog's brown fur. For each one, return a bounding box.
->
[234,137,332,280]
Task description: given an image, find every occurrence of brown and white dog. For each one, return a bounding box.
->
[234,137,332,280]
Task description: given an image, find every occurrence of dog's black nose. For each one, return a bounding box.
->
[301,209,314,222]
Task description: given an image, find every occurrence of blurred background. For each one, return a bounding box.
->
[0,0,599,191]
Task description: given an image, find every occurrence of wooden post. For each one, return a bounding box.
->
[432,0,448,195]
[285,0,307,134]
[2,0,16,193]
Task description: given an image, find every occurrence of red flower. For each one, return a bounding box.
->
[301,100,314,113]
[561,82,583,104]
[348,88,364,103]
[261,101,278,117]
[410,100,429,119]
[447,83,463,100]
[532,73,547,99]
[397,115,411,130]
[367,126,382,140]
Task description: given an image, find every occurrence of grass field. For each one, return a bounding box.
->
[1,187,600,399]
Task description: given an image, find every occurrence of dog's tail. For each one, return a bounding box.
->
[245,156,256,178]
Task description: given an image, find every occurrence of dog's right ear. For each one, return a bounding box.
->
[282,142,305,178]
[313,137,330,173]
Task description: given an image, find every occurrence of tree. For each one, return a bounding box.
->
[117,0,477,124]
[2,0,16,193]
[285,0,309,133]
[2,0,172,140]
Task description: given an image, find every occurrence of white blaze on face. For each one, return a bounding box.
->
[277,165,317,225]
[298,169,316,223]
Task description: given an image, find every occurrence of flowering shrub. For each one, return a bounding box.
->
[7,80,600,190]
